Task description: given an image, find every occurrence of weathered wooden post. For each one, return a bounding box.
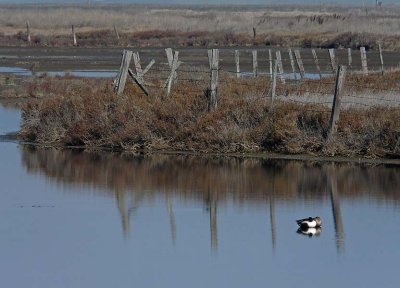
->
[129,51,155,95]
[114,50,133,95]
[312,49,322,79]
[360,47,368,75]
[208,49,219,111]
[268,49,273,79]
[165,51,180,97]
[252,50,258,77]
[328,65,347,139]
[26,21,31,44]
[378,43,384,75]
[252,27,257,44]
[294,49,305,80]
[288,48,297,80]
[165,48,180,83]
[235,50,240,78]
[347,48,352,68]
[329,48,337,73]
[275,51,285,84]
[270,60,278,112]
[72,25,77,46]
[113,24,120,42]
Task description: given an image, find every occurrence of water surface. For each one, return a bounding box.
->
[0,105,400,288]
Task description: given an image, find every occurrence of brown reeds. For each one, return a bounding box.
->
[17,72,400,158]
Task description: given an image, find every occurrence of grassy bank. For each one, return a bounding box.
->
[1,4,400,50]
[16,72,400,159]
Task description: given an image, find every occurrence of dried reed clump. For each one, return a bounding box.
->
[19,75,399,158]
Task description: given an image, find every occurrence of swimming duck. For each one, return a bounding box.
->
[296,217,322,229]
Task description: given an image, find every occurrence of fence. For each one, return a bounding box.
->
[112,47,400,139]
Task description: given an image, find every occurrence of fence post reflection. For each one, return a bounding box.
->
[327,165,345,255]
[166,194,177,245]
[115,188,130,237]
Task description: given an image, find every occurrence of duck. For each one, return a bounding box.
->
[296,217,322,229]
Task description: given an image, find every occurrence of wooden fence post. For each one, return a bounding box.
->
[328,65,347,139]
[113,24,120,42]
[360,47,368,75]
[235,50,240,78]
[129,51,155,95]
[208,49,219,111]
[165,51,179,97]
[288,48,297,80]
[165,48,180,83]
[114,50,133,95]
[72,25,77,46]
[275,51,285,84]
[378,43,384,75]
[270,60,278,112]
[329,48,337,73]
[294,49,305,80]
[347,48,352,68]
[26,21,31,44]
[312,49,322,79]
[268,49,273,79]
[252,50,258,77]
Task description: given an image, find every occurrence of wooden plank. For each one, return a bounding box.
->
[328,65,347,139]
[360,47,368,75]
[72,25,77,47]
[128,68,149,96]
[252,50,258,77]
[207,49,212,69]
[288,48,297,80]
[294,49,305,80]
[142,59,155,76]
[275,51,285,84]
[26,21,31,44]
[312,49,322,79]
[116,50,133,95]
[208,49,219,111]
[329,48,336,73]
[235,50,240,78]
[378,43,384,75]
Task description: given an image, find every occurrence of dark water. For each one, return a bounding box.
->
[1,105,400,288]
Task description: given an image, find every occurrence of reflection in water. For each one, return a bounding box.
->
[21,146,400,253]
[296,227,322,238]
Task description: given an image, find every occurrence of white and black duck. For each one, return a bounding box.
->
[296,217,322,229]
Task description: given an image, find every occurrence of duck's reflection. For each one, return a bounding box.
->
[20,146,400,254]
[296,227,322,238]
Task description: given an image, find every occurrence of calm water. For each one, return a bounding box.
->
[1,105,400,288]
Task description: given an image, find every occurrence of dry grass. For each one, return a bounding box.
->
[1,4,400,49]
[17,71,400,159]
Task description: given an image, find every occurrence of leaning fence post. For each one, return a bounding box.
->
[328,65,347,139]
[275,51,285,84]
[72,25,77,46]
[378,43,384,75]
[114,50,133,95]
[294,49,305,80]
[329,48,337,73]
[270,60,278,112]
[360,47,368,75]
[252,50,258,77]
[26,21,31,44]
[208,49,219,111]
[288,48,297,80]
[312,49,322,79]
[235,50,240,78]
